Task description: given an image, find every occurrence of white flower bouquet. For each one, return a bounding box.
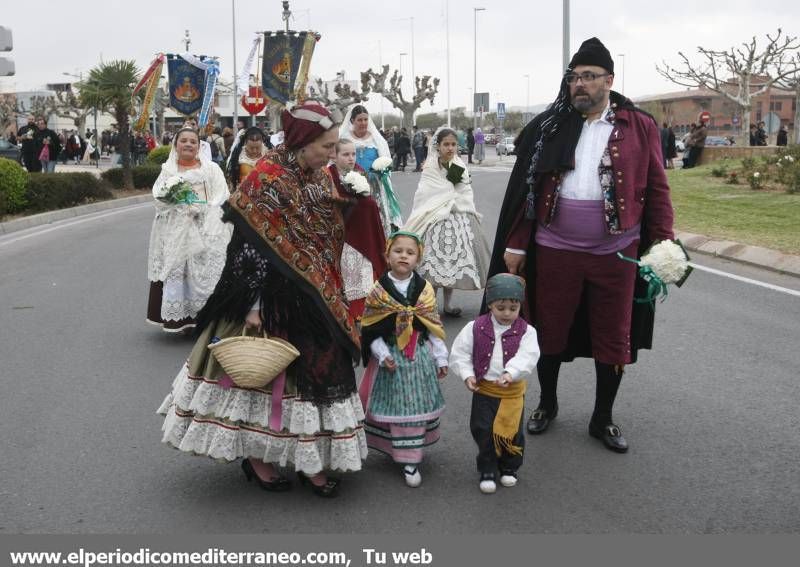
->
[618,239,692,304]
[342,170,371,196]
[157,176,206,205]
[372,156,393,172]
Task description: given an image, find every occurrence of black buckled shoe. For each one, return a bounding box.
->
[526,405,557,434]
[588,421,629,453]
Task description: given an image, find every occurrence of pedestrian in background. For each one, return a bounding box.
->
[473,127,485,164]
[412,125,425,172]
[34,117,61,173]
[466,127,475,164]
[394,128,411,171]
[776,125,788,146]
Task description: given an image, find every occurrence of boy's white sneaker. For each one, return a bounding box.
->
[499,472,518,487]
[479,473,497,494]
[403,466,422,488]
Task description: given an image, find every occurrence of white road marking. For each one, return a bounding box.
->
[690,262,800,297]
[0,203,151,248]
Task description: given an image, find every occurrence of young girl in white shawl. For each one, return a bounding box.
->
[339,104,403,237]
[403,127,491,316]
[146,127,232,332]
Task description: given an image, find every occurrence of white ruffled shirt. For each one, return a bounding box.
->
[449,315,540,382]
[369,272,449,368]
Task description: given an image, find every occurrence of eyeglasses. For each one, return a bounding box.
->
[565,71,610,84]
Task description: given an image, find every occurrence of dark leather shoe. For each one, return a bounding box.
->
[526,405,557,434]
[589,421,629,453]
[241,459,292,491]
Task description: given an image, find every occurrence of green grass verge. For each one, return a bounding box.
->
[667,164,800,254]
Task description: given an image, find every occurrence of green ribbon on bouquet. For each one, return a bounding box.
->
[617,252,669,307]
[378,168,402,222]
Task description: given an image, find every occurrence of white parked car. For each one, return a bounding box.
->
[496,136,516,156]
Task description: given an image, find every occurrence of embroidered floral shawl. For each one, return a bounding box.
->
[228,145,360,359]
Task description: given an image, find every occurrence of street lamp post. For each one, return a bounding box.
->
[232,0,238,132]
[524,74,530,121]
[64,70,98,168]
[562,0,570,71]
[399,52,408,126]
[395,17,415,125]
[473,7,486,129]
[617,53,625,94]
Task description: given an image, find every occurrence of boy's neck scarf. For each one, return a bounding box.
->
[361,274,445,359]
[476,380,527,457]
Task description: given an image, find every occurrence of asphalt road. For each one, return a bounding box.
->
[1,160,798,534]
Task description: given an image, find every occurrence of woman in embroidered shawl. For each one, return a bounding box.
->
[338,104,403,237]
[158,104,366,498]
[403,127,491,316]
[360,232,449,488]
[146,127,232,333]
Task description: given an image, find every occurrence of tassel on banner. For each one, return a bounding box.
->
[293,32,320,103]
[133,55,165,132]
[198,59,219,128]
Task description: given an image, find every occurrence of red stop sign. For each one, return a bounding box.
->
[241,86,268,115]
[699,111,711,123]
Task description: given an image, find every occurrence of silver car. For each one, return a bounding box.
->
[496,136,515,156]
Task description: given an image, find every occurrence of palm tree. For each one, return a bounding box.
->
[79,60,141,189]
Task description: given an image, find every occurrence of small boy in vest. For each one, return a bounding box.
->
[449,273,540,494]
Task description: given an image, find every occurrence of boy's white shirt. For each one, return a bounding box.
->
[369,271,449,368]
[449,314,540,382]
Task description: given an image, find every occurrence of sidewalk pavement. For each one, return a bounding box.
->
[1,187,797,279]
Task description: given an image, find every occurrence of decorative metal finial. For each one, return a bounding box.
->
[183,29,191,52]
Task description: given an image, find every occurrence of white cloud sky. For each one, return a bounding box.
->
[2,0,799,116]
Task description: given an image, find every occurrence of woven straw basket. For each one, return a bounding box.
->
[208,328,300,389]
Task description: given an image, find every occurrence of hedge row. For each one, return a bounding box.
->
[23,173,113,213]
[101,165,161,189]
[0,157,161,217]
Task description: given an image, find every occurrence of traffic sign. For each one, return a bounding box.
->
[497,102,506,119]
[0,26,13,76]
[241,85,268,115]
[699,111,711,123]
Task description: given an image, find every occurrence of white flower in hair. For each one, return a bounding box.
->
[343,170,370,195]
[639,240,690,284]
[372,156,393,171]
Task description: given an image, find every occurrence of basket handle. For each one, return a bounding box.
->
[241,326,270,339]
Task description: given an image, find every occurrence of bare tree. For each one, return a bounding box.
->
[361,65,439,128]
[17,95,58,123]
[307,78,369,112]
[0,93,17,131]
[772,51,800,144]
[53,88,92,136]
[656,29,800,138]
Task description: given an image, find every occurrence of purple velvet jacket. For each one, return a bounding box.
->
[507,104,675,250]
[472,313,528,380]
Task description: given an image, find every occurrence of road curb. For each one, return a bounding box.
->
[0,195,152,236]
[677,231,800,279]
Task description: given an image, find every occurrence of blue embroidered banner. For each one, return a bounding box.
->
[261,31,307,105]
[167,54,205,117]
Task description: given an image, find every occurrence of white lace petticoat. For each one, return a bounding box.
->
[147,204,232,321]
[417,212,490,289]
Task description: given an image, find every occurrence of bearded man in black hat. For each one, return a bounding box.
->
[486,38,675,453]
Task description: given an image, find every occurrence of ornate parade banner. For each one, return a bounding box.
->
[167,54,206,117]
[261,31,319,106]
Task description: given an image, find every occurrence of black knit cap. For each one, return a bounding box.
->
[568,37,614,74]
